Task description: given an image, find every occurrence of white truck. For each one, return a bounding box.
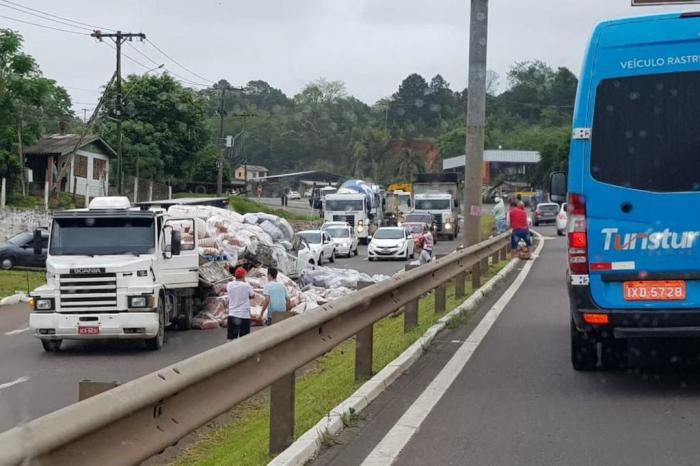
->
[413,173,461,240]
[323,191,373,244]
[29,197,201,352]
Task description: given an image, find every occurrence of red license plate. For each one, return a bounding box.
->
[78,326,100,335]
[623,280,686,301]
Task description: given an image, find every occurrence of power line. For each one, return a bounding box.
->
[0,2,93,32]
[0,0,115,32]
[146,38,214,84]
[0,13,90,35]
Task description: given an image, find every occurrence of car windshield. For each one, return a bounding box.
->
[326,227,350,238]
[374,229,404,240]
[326,199,364,211]
[591,71,700,192]
[415,199,450,210]
[8,232,32,245]
[300,232,322,244]
[49,217,155,255]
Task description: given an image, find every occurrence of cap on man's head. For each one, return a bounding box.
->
[234,267,247,279]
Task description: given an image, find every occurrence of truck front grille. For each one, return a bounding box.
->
[333,215,354,225]
[59,273,117,311]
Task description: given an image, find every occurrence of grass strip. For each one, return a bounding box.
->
[0,270,45,299]
[174,258,509,466]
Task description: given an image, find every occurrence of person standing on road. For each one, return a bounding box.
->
[262,267,290,325]
[422,227,434,257]
[508,200,531,254]
[227,267,255,340]
[492,197,507,234]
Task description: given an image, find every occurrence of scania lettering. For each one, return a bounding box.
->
[29,197,199,352]
[550,13,700,371]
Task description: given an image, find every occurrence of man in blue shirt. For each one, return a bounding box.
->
[262,267,290,325]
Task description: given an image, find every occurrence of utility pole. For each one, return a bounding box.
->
[216,83,229,196]
[463,0,489,247]
[91,30,146,195]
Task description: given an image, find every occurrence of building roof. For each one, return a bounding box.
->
[237,164,268,172]
[24,134,117,157]
[443,150,541,170]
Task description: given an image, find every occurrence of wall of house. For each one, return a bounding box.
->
[0,208,51,242]
[69,150,110,197]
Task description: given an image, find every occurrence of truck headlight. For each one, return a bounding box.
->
[357,226,365,233]
[33,298,54,311]
[445,223,453,230]
[129,295,152,308]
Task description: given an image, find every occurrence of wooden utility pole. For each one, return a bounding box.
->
[463,0,489,248]
[216,84,228,196]
[91,30,146,195]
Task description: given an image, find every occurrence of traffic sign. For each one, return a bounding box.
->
[633,0,700,5]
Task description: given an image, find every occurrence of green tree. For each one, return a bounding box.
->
[0,29,72,189]
[396,147,424,181]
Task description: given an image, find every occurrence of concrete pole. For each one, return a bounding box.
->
[148,181,153,202]
[168,185,172,200]
[133,177,138,203]
[1,177,5,207]
[463,0,489,248]
[44,181,49,210]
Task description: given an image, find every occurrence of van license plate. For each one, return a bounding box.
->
[623,280,686,301]
[78,326,100,335]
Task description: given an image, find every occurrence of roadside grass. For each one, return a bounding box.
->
[228,196,315,221]
[173,257,509,466]
[0,270,45,299]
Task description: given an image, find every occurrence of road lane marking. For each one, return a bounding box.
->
[0,376,29,391]
[4,327,30,336]
[361,233,545,466]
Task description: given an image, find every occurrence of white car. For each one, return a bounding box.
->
[298,230,336,265]
[556,202,567,236]
[368,227,415,261]
[322,223,359,257]
[287,191,301,200]
[288,235,316,275]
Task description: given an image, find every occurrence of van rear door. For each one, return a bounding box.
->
[585,70,700,310]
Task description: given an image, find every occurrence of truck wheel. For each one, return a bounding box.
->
[571,319,598,371]
[176,296,193,331]
[41,339,62,353]
[145,300,166,351]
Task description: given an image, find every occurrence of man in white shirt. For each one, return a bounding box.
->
[416,242,432,265]
[227,267,255,340]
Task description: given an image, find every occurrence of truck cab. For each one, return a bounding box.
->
[323,192,372,244]
[413,173,461,240]
[29,197,199,352]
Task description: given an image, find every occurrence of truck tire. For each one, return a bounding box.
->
[176,295,193,331]
[570,319,597,371]
[145,300,166,351]
[41,339,62,352]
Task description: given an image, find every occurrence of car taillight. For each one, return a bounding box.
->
[535,210,542,217]
[567,193,588,274]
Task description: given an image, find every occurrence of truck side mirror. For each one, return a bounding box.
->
[454,199,460,208]
[33,230,42,256]
[549,171,567,203]
[171,230,182,256]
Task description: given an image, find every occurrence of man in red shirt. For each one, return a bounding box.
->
[508,200,531,252]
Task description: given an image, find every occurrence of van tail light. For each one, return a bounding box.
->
[567,193,588,274]
[535,209,542,217]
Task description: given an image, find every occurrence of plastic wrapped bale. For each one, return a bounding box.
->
[260,220,284,242]
[192,312,220,330]
[243,213,260,225]
[256,213,280,224]
[278,218,295,242]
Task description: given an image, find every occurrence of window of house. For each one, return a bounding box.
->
[75,155,88,178]
[93,158,106,180]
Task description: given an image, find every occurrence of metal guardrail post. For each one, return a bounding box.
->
[78,381,118,401]
[471,262,481,289]
[355,281,374,383]
[434,255,447,314]
[455,272,466,298]
[500,243,509,262]
[404,264,419,332]
[269,312,296,456]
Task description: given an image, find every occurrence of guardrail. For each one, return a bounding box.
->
[0,231,511,466]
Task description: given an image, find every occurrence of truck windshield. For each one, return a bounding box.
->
[326,199,364,211]
[591,71,700,192]
[50,217,155,255]
[416,199,450,210]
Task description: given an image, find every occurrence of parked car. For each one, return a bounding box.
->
[401,212,437,244]
[298,230,336,265]
[287,191,301,200]
[533,202,559,226]
[321,223,358,257]
[556,202,567,236]
[404,222,430,245]
[368,227,415,261]
[0,230,49,270]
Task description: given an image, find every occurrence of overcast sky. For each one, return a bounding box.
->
[4,0,699,114]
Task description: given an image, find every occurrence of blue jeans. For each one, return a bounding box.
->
[511,229,531,250]
[496,218,507,234]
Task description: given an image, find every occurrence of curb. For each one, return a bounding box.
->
[268,256,522,466]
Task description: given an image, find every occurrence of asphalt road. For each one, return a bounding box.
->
[314,224,700,466]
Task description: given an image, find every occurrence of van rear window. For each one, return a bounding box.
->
[591,71,700,192]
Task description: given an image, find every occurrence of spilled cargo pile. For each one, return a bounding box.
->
[169,204,389,330]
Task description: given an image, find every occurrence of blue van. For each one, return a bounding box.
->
[550,12,700,371]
